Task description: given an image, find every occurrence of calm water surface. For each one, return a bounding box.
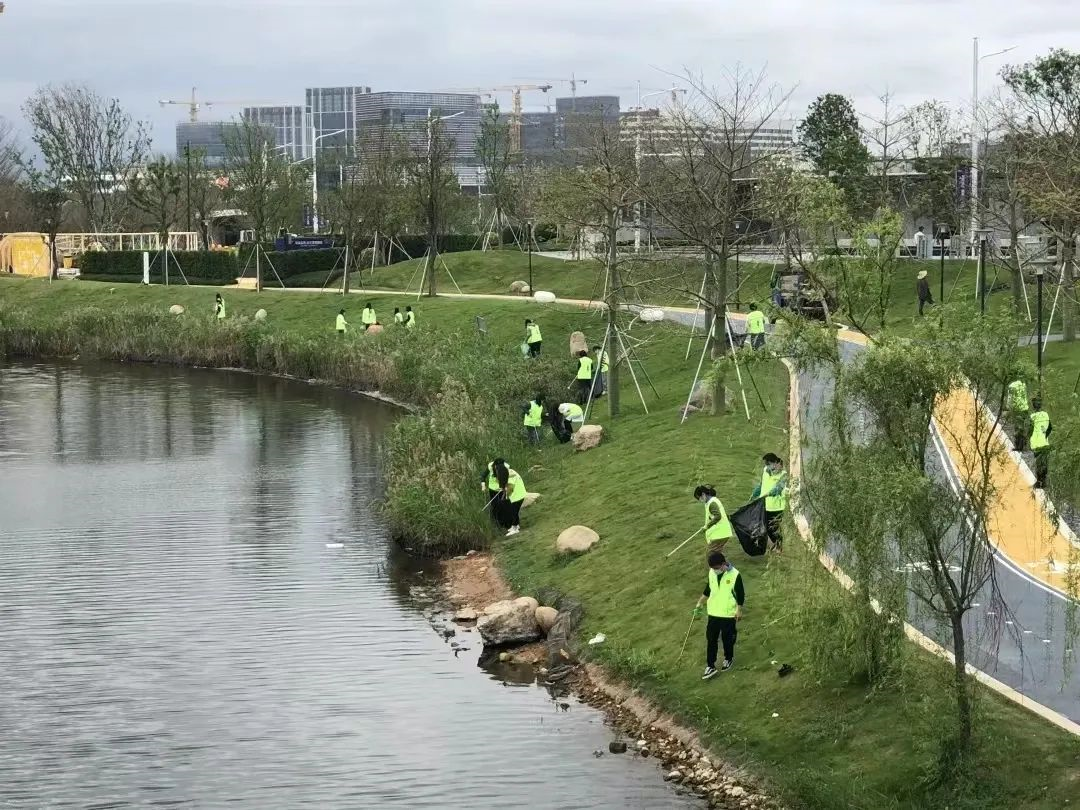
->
[0,362,697,809]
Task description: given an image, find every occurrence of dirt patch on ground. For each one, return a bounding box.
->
[440,551,512,610]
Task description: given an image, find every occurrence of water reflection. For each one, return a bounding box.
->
[0,362,697,809]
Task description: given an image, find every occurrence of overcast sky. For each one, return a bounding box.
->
[2,0,1079,153]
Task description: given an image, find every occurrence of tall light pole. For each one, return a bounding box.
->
[969,38,1017,252]
[311,127,345,234]
[1036,263,1045,388]
[633,86,684,253]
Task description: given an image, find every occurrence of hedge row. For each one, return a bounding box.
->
[80,251,239,283]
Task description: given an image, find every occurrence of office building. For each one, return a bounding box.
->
[175,121,254,168]
[738,120,797,160]
[508,95,622,162]
[355,91,483,163]
[243,105,307,162]
[306,85,372,154]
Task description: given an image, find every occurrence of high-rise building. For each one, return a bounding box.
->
[354,91,483,164]
[506,95,622,162]
[175,121,250,168]
[242,105,307,162]
[737,120,797,160]
[305,85,372,154]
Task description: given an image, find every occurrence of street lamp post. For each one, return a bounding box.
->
[1036,263,1046,388]
[937,226,948,304]
[310,128,346,234]
[969,38,1017,251]
[527,219,534,292]
[975,228,992,315]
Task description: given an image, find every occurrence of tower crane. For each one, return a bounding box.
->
[436,84,553,152]
[517,74,589,109]
[158,88,281,123]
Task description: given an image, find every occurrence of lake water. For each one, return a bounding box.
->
[0,362,697,809]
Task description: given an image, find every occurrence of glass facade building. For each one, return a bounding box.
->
[175,121,247,168]
[242,105,307,162]
[306,85,372,156]
[354,91,482,164]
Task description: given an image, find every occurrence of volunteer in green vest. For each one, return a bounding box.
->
[746,303,766,349]
[557,402,585,435]
[694,485,733,558]
[394,307,404,326]
[1030,397,1051,489]
[1008,379,1029,451]
[405,306,416,329]
[522,394,545,445]
[693,551,745,678]
[502,464,528,537]
[752,453,788,552]
[575,350,595,406]
[361,302,377,331]
[525,319,543,357]
[335,309,348,335]
[215,294,226,320]
[480,458,505,523]
[592,344,609,398]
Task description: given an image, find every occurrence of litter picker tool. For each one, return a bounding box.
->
[665,527,703,558]
[480,492,500,513]
[676,612,697,662]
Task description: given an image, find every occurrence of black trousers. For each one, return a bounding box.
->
[577,378,593,405]
[918,297,932,316]
[750,333,765,350]
[497,498,522,529]
[765,509,783,549]
[1034,447,1050,489]
[528,341,542,357]
[706,616,737,667]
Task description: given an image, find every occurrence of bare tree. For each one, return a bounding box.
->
[223,117,304,291]
[181,146,222,251]
[475,105,517,246]
[22,83,150,232]
[862,89,912,212]
[640,67,792,412]
[129,156,183,251]
[403,113,463,297]
[0,116,31,231]
[351,125,409,266]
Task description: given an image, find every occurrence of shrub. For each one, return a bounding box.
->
[80,251,239,283]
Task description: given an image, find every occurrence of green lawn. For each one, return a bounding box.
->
[3,274,1079,809]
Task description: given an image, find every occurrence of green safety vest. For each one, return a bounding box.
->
[507,469,527,503]
[704,496,733,542]
[527,323,542,344]
[394,312,404,324]
[596,349,609,373]
[561,403,584,422]
[362,308,376,325]
[524,400,544,428]
[577,356,594,380]
[486,462,501,492]
[707,567,740,618]
[216,300,226,319]
[760,468,788,512]
[405,311,416,328]
[1031,410,1050,450]
[746,311,765,335]
[336,314,347,332]
[1008,380,1029,412]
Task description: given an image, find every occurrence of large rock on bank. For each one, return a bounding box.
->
[572,424,603,451]
[169,304,185,315]
[569,330,588,357]
[557,525,600,554]
[477,598,542,646]
[509,280,531,294]
[535,606,559,634]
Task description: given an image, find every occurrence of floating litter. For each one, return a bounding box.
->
[326,543,345,549]
[771,712,779,718]
[1043,639,1052,644]
[588,633,606,645]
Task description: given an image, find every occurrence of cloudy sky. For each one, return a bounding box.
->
[2,0,1078,153]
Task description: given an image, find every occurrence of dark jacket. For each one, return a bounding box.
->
[917,278,933,303]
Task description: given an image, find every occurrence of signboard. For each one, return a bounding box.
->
[273,236,337,251]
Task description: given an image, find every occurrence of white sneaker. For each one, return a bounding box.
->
[506,526,520,537]
[701,667,718,680]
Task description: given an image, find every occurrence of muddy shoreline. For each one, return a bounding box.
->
[436,552,783,810]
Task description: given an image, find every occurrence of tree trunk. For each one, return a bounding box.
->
[343,238,351,295]
[706,243,730,417]
[1008,206,1025,315]
[606,208,621,419]
[426,208,438,297]
[949,611,973,757]
[48,234,58,281]
[1062,226,1076,343]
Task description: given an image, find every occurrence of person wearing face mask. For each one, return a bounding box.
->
[693,551,745,678]
[693,484,733,558]
[752,453,788,553]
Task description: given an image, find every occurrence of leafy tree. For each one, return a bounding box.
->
[129,156,183,252]
[22,83,150,232]
[798,93,871,213]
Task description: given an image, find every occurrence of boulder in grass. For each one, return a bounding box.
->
[169,304,185,315]
[556,525,600,554]
[571,424,603,451]
[509,280,531,294]
[569,330,588,357]
[533,290,556,304]
[522,492,540,509]
[254,308,268,321]
[513,595,540,614]
[639,307,665,323]
[477,599,542,646]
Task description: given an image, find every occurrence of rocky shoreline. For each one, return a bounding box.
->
[436,551,783,810]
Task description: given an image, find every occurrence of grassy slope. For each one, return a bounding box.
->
[3,274,1079,808]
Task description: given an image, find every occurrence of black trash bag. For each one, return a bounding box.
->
[731,497,769,557]
[549,408,572,444]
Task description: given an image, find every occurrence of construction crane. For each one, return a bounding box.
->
[158,87,281,123]
[437,84,553,152]
[517,74,589,110]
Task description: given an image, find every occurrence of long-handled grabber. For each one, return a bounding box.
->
[677,612,698,662]
[665,527,703,558]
